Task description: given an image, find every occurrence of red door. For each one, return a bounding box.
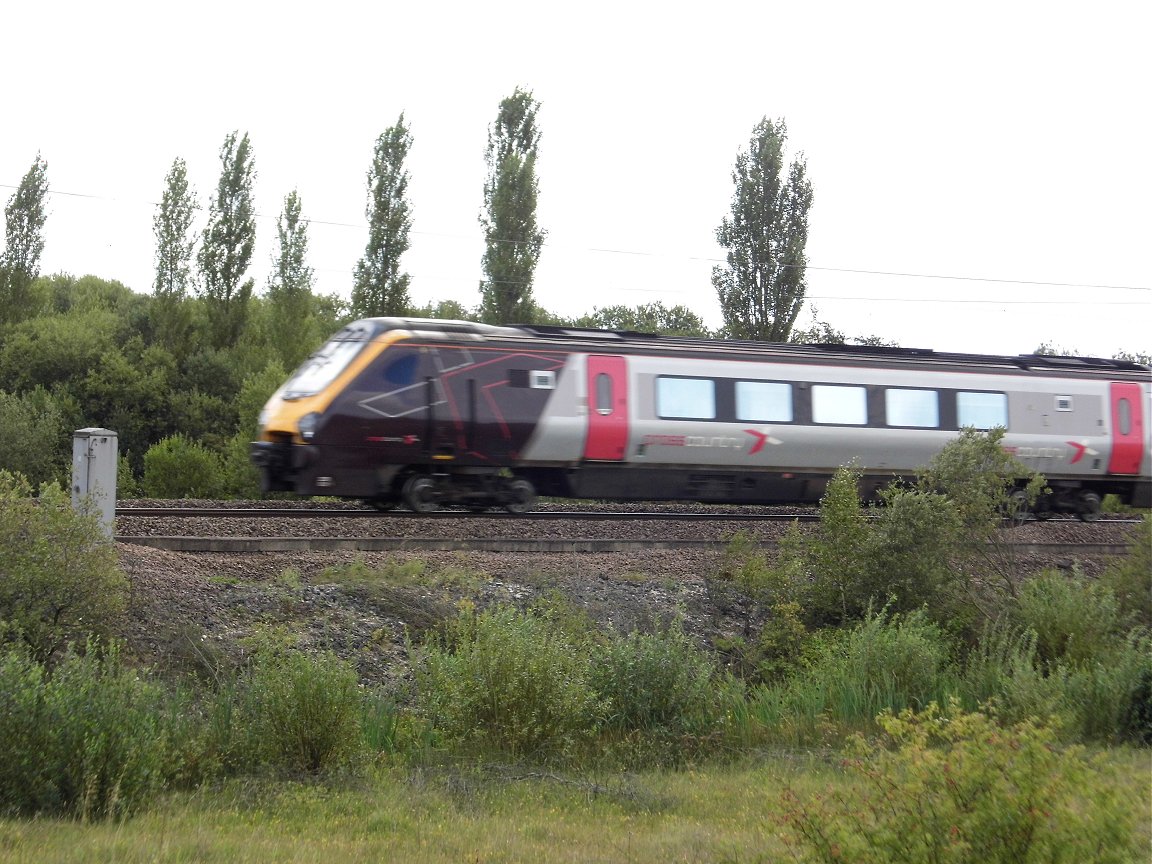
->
[584,355,628,460]
[1108,382,1145,474]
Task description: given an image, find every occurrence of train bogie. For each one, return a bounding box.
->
[251,318,1151,514]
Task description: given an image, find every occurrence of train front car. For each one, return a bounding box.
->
[250,318,570,512]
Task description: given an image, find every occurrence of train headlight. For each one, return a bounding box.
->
[298,412,321,442]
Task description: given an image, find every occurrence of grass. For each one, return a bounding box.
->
[0,751,1146,864]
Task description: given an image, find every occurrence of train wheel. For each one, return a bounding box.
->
[403,476,440,513]
[1076,491,1102,522]
[503,478,536,514]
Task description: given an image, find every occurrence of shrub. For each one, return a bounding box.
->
[758,607,955,738]
[0,642,173,820]
[1015,568,1123,665]
[412,603,599,758]
[0,471,128,662]
[223,647,364,775]
[781,704,1140,863]
[141,434,224,499]
[0,386,69,485]
[591,620,718,738]
[1098,517,1152,629]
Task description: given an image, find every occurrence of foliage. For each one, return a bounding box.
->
[1098,517,1152,629]
[0,641,174,820]
[1015,567,1123,665]
[266,190,317,370]
[0,153,49,326]
[226,646,364,775]
[150,156,198,354]
[198,130,257,348]
[0,307,121,393]
[479,87,546,324]
[412,603,599,758]
[781,704,1140,863]
[141,434,224,499]
[765,432,1047,630]
[713,117,813,342]
[590,619,719,739]
[574,301,711,336]
[0,472,127,662]
[352,115,413,319]
[0,386,70,484]
[406,298,476,321]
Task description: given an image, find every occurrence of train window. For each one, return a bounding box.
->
[656,376,716,419]
[595,373,613,415]
[735,381,793,422]
[1055,396,1073,412]
[957,391,1008,429]
[1117,398,1131,435]
[885,389,940,428]
[812,385,867,425]
[383,354,419,386]
[281,338,368,398]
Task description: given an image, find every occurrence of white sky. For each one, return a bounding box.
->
[2,0,1149,358]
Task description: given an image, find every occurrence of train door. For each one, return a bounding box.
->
[584,355,628,460]
[1108,382,1145,474]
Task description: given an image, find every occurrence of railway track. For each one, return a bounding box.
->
[114,505,1141,556]
[115,507,821,521]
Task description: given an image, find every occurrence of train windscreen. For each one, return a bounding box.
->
[280,327,371,398]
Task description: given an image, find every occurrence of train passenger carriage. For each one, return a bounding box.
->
[251,318,1151,517]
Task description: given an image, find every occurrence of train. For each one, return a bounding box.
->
[250,318,1151,518]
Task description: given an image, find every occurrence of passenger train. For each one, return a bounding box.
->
[251,318,1151,518]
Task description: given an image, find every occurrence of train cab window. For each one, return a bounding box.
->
[281,338,368,398]
[885,389,940,428]
[735,381,793,422]
[812,385,867,425]
[656,376,716,420]
[957,391,1008,430]
[595,373,614,415]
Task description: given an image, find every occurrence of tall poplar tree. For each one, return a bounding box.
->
[151,157,198,347]
[267,189,315,369]
[712,118,813,342]
[198,131,256,348]
[0,154,49,326]
[352,114,413,318]
[479,88,545,324]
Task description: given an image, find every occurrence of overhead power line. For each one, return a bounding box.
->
[4,182,1150,295]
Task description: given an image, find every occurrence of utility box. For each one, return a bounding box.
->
[72,428,118,538]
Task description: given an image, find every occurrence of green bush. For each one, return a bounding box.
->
[0,642,173,820]
[754,608,955,738]
[1098,517,1152,629]
[141,434,224,498]
[221,647,364,775]
[0,471,128,662]
[1016,568,1123,665]
[781,704,1140,863]
[412,603,599,758]
[591,620,718,738]
[0,386,69,485]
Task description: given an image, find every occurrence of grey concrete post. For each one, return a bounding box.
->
[72,428,118,538]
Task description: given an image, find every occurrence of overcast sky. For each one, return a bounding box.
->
[2,0,1149,358]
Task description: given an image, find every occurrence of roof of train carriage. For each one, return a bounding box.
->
[363,317,1152,378]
